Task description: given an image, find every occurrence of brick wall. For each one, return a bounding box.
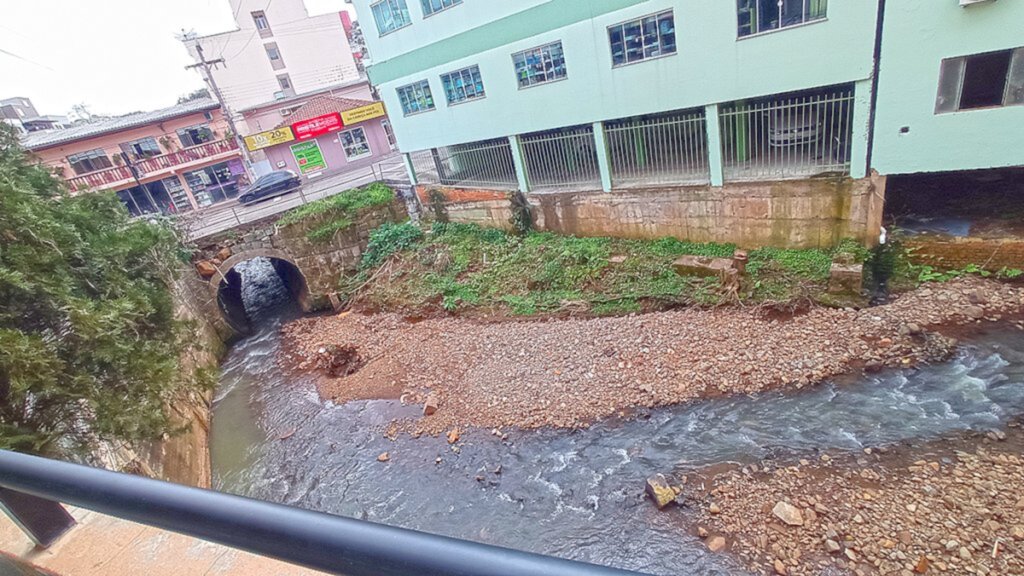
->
[417,175,886,250]
[904,237,1024,271]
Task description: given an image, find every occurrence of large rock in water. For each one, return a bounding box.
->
[645,474,677,509]
[772,501,804,526]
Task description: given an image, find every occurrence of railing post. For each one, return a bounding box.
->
[402,153,418,186]
[592,122,613,193]
[850,79,872,179]
[704,104,725,187]
[233,208,242,226]
[508,135,530,193]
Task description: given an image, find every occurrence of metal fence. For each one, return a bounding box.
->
[521,125,602,191]
[176,154,409,242]
[606,109,709,187]
[719,87,854,182]
[431,138,518,190]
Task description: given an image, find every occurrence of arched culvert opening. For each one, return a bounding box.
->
[215,256,310,335]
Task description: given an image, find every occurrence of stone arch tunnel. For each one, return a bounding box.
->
[212,249,311,335]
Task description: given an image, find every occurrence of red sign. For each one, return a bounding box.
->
[291,113,344,141]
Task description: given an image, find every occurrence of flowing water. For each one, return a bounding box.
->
[212,259,1024,575]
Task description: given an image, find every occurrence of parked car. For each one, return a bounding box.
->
[766,107,821,148]
[238,170,301,205]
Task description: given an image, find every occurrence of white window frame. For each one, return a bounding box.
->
[512,41,568,89]
[396,79,436,116]
[421,0,461,17]
[936,47,1024,114]
[440,65,486,106]
[340,127,372,161]
[607,10,677,68]
[737,0,828,39]
[371,0,412,36]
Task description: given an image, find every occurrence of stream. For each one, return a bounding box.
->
[211,259,1024,575]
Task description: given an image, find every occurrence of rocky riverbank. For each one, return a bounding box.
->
[681,425,1024,575]
[279,278,1024,435]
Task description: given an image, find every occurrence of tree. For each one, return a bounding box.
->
[0,123,198,456]
[177,88,211,104]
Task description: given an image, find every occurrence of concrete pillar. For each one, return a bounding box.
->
[704,104,725,187]
[508,135,530,193]
[175,173,200,211]
[402,152,418,185]
[592,121,613,193]
[849,79,873,180]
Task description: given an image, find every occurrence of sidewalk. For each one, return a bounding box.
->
[0,507,327,576]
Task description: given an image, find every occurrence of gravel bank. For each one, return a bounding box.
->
[685,427,1024,575]
[280,278,1024,434]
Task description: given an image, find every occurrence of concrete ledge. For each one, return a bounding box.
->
[0,508,328,576]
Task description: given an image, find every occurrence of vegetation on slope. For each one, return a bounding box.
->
[278,182,394,242]
[0,124,203,456]
[342,221,871,316]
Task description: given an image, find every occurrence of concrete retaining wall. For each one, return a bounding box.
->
[905,237,1024,272]
[416,176,886,249]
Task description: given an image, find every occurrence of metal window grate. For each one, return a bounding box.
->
[719,86,854,182]
[521,125,601,191]
[605,109,709,187]
[430,138,518,190]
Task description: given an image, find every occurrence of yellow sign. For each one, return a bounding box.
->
[341,102,387,125]
[244,127,295,151]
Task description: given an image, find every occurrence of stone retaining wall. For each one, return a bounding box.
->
[416,176,886,249]
[904,237,1024,272]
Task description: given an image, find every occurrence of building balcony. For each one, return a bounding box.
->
[67,139,240,193]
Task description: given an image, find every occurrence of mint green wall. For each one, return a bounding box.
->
[873,1,1024,175]
[366,0,880,153]
[355,0,552,67]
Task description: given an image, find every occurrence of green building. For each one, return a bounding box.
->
[354,0,1023,247]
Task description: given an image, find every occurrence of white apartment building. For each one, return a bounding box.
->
[182,0,363,132]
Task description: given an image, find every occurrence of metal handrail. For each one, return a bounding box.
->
[0,450,651,576]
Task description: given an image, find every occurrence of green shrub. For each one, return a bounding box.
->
[360,221,424,269]
[278,182,394,231]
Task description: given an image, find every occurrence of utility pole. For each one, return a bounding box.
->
[186,43,255,182]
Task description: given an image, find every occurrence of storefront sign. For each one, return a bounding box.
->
[340,102,387,125]
[290,140,327,175]
[244,127,294,151]
[291,113,343,141]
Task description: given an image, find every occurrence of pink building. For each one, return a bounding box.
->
[182,0,395,179]
[21,99,245,216]
[240,84,395,182]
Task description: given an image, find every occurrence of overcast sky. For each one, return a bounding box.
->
[0,0,356,117]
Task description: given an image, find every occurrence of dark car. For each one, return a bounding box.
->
[238,170,301,205]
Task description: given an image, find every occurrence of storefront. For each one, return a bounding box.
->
[245,97,392,182]
[182,159,247,207]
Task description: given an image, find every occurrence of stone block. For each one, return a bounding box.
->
[828,263,863,295]
[673,255,735,278]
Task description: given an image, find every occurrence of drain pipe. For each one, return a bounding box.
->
[864,0,887,176]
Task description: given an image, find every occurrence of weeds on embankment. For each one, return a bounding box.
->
[340,221,876,317]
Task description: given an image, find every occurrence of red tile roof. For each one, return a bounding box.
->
[276,95,375,128]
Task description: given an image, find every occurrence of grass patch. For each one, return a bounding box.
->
[345,222,870,317]
[278,182,394,242]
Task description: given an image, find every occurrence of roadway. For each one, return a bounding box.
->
[179,153,411,241]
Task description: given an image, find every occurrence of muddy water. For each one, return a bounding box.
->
[211,261,1024,575]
